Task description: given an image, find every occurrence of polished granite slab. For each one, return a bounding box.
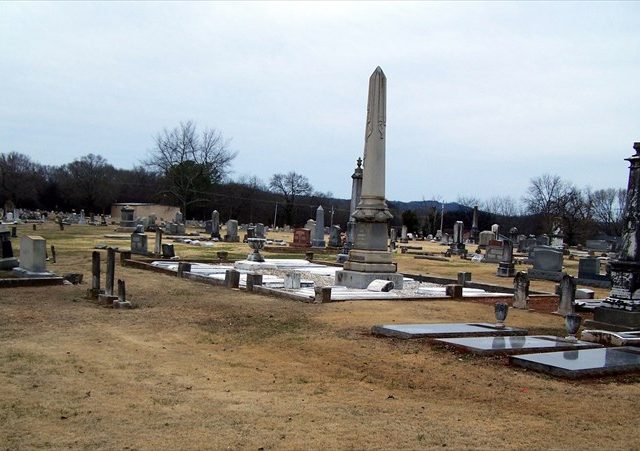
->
[371,323,528,339]
[510,346,640,378]
[433,335,602,356]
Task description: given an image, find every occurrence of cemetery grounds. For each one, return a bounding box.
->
[1,223,639,449]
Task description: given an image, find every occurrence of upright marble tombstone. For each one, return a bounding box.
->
[335,67,403,289]
[224,219,239,242]
[589,143,640,331]
[255,223,265,239]
[449,221,466,255]
[528,246,564,281]
[211,210,220,239]
[344,158,363,253]
[556,274,576,316]
[329,225,342,248]
[478,231,494,248]
[513,271,530,309]
[304,219,316,237]
[491,224,500,240]
[311,206,326,248]
[496,239,515,277]
[18,235,47,272]
[120,206,135,228]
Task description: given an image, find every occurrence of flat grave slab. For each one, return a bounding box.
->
[371,323,528,339]
[433,335,602,356]
[510,346,640,379]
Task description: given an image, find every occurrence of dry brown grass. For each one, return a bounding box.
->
[1,223,637,449]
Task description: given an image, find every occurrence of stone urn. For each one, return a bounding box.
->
[564,313,582,342]
[247,238,266,262]
[494,302,509,329]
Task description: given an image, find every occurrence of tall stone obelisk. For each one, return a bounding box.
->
[335,67,403,289]
[587,142,640,331]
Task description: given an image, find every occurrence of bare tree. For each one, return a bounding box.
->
[57,154,117,213]
[483,195,522,217]
[269,172,312,226]
[147,121,236,217]
[0,152,44,209]
[456,195,481,209]
[587,187,626,236]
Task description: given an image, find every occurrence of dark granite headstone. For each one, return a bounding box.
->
[371,323,528,339]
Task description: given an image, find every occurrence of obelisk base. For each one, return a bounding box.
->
[335,269,404,289]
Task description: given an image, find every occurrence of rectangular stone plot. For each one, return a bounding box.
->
[510,347,640,379]
[433,336,602,356]
[371,323,527,339]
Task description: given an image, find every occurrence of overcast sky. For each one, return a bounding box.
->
[1,2,639,202]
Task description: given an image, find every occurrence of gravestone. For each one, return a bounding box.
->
[343,158,363,255]
[154,230,163,255]
[175,212,183,224]
[449,221,466,255]
[513,271,530,309]
[400,225,408,243]
[255,223,265,239]
[528,246,564,281]
[130,230,148,255]
[311,206,326,248]
[496,239,515,277]
[120,206,135,228]
[18,235,47,273]
[79,209,86,225]
[328,225,341,248]
[470,206,479,243]
[536,234,550,246]
[211,210,220,238]
[224,220,239,242]
[509,227,519,242]
[556,274,576,316]
[284,272,301,289]
[433,335,601,356]
[577,257,611,288]
[290,228,311,248]
[484,242,503,263]
[161,244,175,258]
[478,231,494,247]
[372,323,528,339]
[518,237,537,253]
[491,224,500,239]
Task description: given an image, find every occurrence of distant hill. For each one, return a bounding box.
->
[387,200,472,213]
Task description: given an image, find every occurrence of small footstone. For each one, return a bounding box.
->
[367,279,395,292]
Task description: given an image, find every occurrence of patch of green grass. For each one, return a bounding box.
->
[197,313,311,343]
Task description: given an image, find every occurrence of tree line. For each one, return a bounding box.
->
[1,121,625,243]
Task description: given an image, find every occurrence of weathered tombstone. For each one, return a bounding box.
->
[509,227,519,242]
[106,247,116,296]
[576,257,611,288]
[400,225,408,243]
[311,206,326,247]
[513,271,530,309]
[6,211,14,222]
[50,245,56,263]
[528,245,564,281]
[79,209,86,225]
[536,234,550,246]
[491,224,500,239]
[154,230,163,255]
[449,221,466,255]
[328,225,341,248]
[130,229,148,255]
[120,206,135,228]
[343,158,363,254]
[90,251,100,298]
[470,206,479,243]
[496,239,515,277]
[246,273,263,292]
[478,231,494,247]
[284,272,301,289]
[11,226,17,238]
[314,286,332,303]
[0,230,17,269]
[445,284,463,298]
[484,242,504,263]
[556,274,577,316]
[225,269,240,288]
[290,228,311,248]
[161,243,175,258]
[177,262,191,278]
[175,212,183,224]
[255,223,265,238]
[18,235,47,272]
[457,272,472,285]
[211,210,220,238]
[224,219,239,242]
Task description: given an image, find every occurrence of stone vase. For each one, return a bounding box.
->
[564,313,582,342]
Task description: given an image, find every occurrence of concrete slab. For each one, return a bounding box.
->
[510,347,640,378]
[433,335,602,356]
[371,323,528,339]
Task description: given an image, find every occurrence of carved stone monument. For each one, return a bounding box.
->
[211,210,220,239]
[513,271,530,309]
[311,206,326,248]
[470,205,479,244]
[588,143,640,331]
[335,67,403,289]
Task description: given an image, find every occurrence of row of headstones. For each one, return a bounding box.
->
[512,271,579,316]
[0,231,53,273]
[290,225,343,249]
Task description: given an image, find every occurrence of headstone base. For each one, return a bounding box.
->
[527,269,565,281]
[584,307,640,332]
[98,293,118,305]
[334,269,404,289]
[11,267,56,278]
[575,277,612,288]
[0,257,18,270]
[496,262,515,277]
[311,240,326,248]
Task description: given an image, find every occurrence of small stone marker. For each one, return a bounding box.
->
[162,244,175,258]
[245,273,263,292]
[445,284,463,298]
[177,262,191,278]
[457,272,472,285]
[105,247,115,296]
[513,271,530,309]
[154,230,163,255]
[50,245,56,264]
[88,251,101,299]
[11,226,17,238]
[314,286,331,303]
[225,269,240,288]
[113,279,132,309]
[556,274,576,316]
[284,272,301,289]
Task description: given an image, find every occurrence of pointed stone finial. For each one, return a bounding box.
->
[634,142,640,154]
[356,157,362,168]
